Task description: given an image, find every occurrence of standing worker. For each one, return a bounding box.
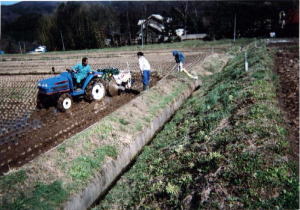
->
[137,52,151,90]
[172,50,185,72]
[172,50,198,80]
[67,57,92,88]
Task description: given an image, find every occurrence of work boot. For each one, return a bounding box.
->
[143,85,149,91]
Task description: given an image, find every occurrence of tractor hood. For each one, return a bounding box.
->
[38,72,70,94]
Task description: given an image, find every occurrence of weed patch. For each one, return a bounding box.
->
[97,41,298,209]
[0,170,27,191]
[68,145,117,182]
[0,181,68,210]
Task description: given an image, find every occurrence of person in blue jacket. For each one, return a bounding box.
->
[172,50,185,72]
[68,57,92,86]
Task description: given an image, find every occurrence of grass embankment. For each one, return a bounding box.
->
[0,145,118,210]
[98,42,299,209]
[47,38,253,54]
[1,39,253,56]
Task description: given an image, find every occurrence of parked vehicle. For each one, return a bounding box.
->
[28,46,47,54]
[34,46,47,53]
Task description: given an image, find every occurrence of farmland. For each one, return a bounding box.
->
[0,39,298,209]
[0,47,207,173]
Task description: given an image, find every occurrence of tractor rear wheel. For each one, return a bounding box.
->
[85,79,106,102]
[57,93,72,112]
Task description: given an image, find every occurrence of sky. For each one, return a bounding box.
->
[1,1,21,5]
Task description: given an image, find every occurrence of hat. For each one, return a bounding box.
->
[137,52,144,56]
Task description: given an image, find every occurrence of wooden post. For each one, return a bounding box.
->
[233,13,236,42]
[60,31,65,51]
[245,52,248,72]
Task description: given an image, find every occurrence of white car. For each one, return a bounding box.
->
[34,46,47,53]
[28,46,47,54]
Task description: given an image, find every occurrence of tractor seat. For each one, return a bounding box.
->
[75,88,83,92]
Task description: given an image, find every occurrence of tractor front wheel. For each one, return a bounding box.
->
[85,79,106,102]
[36,93,46,109]
[57,93,72,112]
[36,92,52,109]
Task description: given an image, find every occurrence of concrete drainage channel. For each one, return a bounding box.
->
[0,53,229,210]
[64,77,201,210]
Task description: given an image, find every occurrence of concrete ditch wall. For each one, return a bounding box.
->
[64,77,201,210]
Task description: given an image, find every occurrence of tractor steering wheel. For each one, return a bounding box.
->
[67,68,77,73]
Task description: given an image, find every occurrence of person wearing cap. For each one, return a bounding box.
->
[137,52,151,90]
[172,50,185,72]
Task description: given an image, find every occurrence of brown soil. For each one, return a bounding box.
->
[271,43,299,162]
[0,72,161,174]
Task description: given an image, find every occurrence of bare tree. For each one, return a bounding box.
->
[126,2,131,45]
[184,1,188,36]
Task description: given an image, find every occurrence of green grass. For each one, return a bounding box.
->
[68,145,117,182]
[1,39,254,57]
[97,41,299,209]
[119,118,130,126]
[0,145,117,209]
[48,38,254,55]
[0,181,68,210]
[0,170,27,192]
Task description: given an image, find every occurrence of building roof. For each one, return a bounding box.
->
[137,19,146,26]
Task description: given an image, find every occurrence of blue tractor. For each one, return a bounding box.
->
[36,68,127,112]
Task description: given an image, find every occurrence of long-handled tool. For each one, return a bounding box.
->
[181,68,198,80]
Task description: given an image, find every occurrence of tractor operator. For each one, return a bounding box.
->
[67,57,92,86]
[137,52,151,90]
[172,50,185,72]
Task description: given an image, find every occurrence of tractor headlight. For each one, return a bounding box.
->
[40,83,48,88]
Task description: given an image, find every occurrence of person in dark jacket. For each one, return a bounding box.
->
[172,50,185,72]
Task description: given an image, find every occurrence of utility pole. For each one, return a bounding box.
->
[60,30,65,51]
[18,42,22,54]
[126,2,131,45]
[141,23,144,48]
[233,13,237,42]
[0,1,1,40]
